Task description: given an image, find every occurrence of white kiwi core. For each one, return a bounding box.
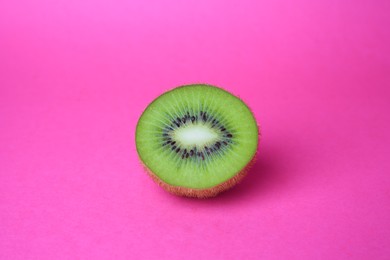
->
[174,125,218,147]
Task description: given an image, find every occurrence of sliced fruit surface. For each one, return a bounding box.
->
[136,84,258,189]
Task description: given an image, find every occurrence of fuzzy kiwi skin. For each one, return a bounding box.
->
[142,152,258,198]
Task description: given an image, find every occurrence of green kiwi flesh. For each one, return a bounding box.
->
[135,84,259,198]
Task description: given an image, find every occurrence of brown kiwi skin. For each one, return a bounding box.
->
[136,83,261,198]
[142,152,258,198]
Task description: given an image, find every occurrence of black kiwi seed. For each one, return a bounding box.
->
[177,117,181,123]
[227,134,233,138]
[191,116,195,123]
[223,141,228,145]
[172,146,176,150]
[171,141,176,145]
[221,127,226,131]
[190,150,194,156]
[185,153,189,158]
[176,148,180,153]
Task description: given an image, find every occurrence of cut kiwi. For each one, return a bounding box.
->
[135,84,259,198]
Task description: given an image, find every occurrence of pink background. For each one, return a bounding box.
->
[1,0,390,259]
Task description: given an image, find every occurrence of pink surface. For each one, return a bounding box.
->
[1,0,390,259]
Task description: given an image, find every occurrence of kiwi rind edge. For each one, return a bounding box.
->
[142,151,258,198]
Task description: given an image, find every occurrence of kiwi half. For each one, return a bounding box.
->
[136,84,259,198]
